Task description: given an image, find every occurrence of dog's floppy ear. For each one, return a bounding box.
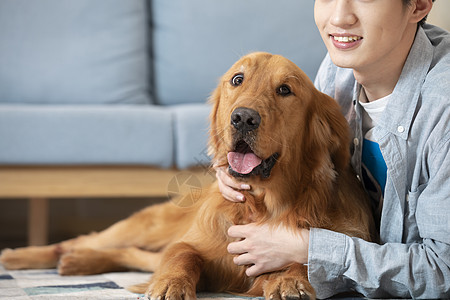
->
[305,92,351,181]
[207,84,222,161]
[320,92,351,171]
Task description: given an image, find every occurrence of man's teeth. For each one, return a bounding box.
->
[333,36,362,42]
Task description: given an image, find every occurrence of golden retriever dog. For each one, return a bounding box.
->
[0,52,375,300]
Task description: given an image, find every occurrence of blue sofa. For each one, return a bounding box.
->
[0,0,326,170]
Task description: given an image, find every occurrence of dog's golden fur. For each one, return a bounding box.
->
[0,52,375,299]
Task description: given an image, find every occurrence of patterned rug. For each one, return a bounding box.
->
[0,265,262,299]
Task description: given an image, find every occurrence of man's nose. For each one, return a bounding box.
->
[330,0,358,28]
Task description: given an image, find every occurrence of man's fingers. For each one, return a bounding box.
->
[216,167,240,189]
[219,181,245,202]
[227,224,252,238]
[233,253,254,266]
[227,239,245,254]
[245,264,263,277]
[215,166,251,202]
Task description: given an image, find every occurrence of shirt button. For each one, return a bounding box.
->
[353,138,359,146]
[397,125,405,133]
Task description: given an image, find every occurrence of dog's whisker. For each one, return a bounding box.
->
[267,135,284,148]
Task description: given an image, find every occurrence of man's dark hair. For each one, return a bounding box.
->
[402,0,436,27]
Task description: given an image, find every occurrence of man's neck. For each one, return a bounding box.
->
[353,25,418,102]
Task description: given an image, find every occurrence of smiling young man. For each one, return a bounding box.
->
[216,0,450,298]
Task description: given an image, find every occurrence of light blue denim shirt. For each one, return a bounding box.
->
[310,24,450,299]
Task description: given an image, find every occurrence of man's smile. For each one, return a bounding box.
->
[330,34,363,50]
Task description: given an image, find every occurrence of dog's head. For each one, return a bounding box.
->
[209,52,350,186]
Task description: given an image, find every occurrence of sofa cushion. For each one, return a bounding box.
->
[0,0,151,105]
[171,104,212,169]
[152,0,326,105]
[0,105,173,167]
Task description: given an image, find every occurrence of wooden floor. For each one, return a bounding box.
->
[0,166,216,246]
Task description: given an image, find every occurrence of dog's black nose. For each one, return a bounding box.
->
[231,107,261,132]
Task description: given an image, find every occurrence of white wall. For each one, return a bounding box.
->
[428,1,450,31]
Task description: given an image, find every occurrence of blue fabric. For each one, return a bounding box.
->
[362,138,387,194]
[152,0,326,105]
[0,0,151,105]
[0,105,173,167]
[171,104,212,169]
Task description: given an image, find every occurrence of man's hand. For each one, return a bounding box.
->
[214,163,250,202]
[227,223,310,277]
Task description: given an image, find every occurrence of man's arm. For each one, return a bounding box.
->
[308,134,450,299]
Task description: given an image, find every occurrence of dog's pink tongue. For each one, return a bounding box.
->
[227,152,262,174]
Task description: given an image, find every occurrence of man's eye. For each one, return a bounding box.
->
[231,74,244,86]
[277,84,292,96]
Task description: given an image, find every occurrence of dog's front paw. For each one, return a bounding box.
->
[0,248,21,269]
[1,246,58,269]
[146,275,196,300]
[263,276,315,300]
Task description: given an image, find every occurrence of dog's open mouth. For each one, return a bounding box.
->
[227,140,261,175]
[227,140,279,179]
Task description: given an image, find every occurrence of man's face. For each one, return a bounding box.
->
[314,0,415,72]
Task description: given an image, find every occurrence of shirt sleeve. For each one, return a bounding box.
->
[307,134,450,299]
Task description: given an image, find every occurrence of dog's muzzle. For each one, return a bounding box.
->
[227,107,279,179]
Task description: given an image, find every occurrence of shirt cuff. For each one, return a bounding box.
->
[308,228,348,298]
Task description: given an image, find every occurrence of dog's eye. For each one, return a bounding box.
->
[277,84,292,96]
[231,74,244,86]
